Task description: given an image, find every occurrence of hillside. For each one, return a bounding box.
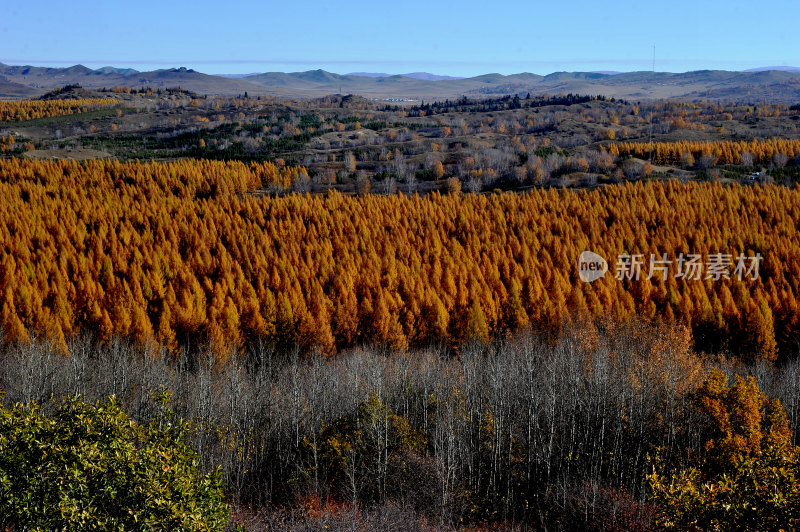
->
[0,76,40,98]
[2,63,800,102]
[0,63,273,97]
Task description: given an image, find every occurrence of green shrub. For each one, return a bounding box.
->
[0,391,229,531]
[649,371,800,531]
[650,449,800,531]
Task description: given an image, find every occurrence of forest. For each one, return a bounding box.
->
[609,138,800,166]
[1,85,800,529]
[2,321,800,530]
[0,158,798,363]
[0,156,796,527]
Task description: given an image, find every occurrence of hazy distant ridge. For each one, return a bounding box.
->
[743,66,800,73]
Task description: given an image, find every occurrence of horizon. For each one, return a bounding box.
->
[1,0,797,77]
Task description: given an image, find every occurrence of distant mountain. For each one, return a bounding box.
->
[1,63,799,102]
[243,70,544,98]
[0,63,276,97]
[292,69,350,83]
[242,70,344,88]
[743,66,800,73]
[347,72,464,81]
[62,64,94,75]
[217,73,261,79]
[94,66,139,75]
[400,72,464,81]
[347,72,392,78]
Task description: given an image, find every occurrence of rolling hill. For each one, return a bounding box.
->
[0,63,275,97]
[0,76,40,98]
[1,63,799,102]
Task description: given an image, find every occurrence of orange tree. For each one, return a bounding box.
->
[0,98,119,121]
[609,138,800,166]
[649,369,800,530]
[1,158,800,359]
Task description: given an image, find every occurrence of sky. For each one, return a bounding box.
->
[1,0,798,77]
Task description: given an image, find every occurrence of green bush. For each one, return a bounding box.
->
[649,370,800,531]
[650,449,800,531]
[0,391,229,531]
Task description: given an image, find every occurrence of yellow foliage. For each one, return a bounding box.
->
[0,98,119,121]
[0,159,794,360]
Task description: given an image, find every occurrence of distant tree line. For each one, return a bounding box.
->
[393,94,617,117]
[0,98,119,122]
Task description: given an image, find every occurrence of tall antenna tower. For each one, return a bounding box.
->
[652,44,656,72]
[647,45,655,161]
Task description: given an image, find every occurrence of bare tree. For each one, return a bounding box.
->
[458,156,475,178]
[0,319,763,529]
[356,170,371,195]
[696,153,718,170]
[392,153,409,181]
[293,170,311,193]
[380,176,397,195]
[466,174,482,194]
[773,153,789,168]
[344,151,357,173]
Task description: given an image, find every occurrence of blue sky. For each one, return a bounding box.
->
[1,0,797,76]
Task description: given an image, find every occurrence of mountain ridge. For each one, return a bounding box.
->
[1,63,799,102]
[346,72,465,81]
[743,66,800,73]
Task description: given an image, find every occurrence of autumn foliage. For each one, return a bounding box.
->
[650,370,800,530]
[0,135,14,152]
[0,158,798,359]
[0,98,119,121]
[608,138,800,166]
